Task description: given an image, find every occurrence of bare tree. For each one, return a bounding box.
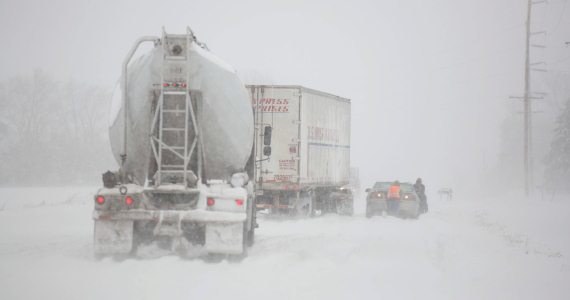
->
[0,70,114,185]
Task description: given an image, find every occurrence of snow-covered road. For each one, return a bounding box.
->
[0,187,568,299]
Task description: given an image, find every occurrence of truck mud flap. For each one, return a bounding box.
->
[94,220,134,254]
[205,222,243,254]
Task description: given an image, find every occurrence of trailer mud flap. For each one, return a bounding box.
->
[205,223,243,254]
[94,220,134,254]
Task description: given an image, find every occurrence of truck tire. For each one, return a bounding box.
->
[344,201,354,216]
[205,253,225,263]
[246,224,255,247]
[228,249,247,263]
[228,223,250,262]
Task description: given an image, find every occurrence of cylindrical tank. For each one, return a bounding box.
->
[108,40,254,184]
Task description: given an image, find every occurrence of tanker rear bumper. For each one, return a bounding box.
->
[93,209,246,223]
[93,209,246,256]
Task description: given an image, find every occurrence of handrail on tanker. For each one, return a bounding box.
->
[121,36,160,167]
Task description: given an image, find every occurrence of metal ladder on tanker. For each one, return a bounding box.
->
[151,29,200,187]
[148,28,203,242]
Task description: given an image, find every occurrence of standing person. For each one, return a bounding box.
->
[414,178,428,213]
[386,180,401,215]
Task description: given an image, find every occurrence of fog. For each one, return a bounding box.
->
[2,1,570,299]
[0,0,569,193]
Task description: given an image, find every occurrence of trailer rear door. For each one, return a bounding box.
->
[248,86,301,190]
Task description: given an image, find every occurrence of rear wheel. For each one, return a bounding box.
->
[246,221,255,247]
[337,198,354,216]
[205,253,225,263]
[228,246,248,262]
[296,192,314,217]
[228,223,249,262]
[94,253,106,261]
[112,254,131,261]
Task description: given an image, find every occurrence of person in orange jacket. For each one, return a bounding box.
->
[387,180,401,215]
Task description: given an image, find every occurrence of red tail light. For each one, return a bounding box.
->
[96,196,105,205]
[163,83,170,87]
[235,199,244,206]
[172,83,178,87]
[207,197,215,206]
[125,196,134,206]
[181,82,187,88]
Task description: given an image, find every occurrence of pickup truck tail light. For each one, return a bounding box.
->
[235,199,244,206]
[95,196,105,205]
[370,192,384,199]
[207,197,215,206]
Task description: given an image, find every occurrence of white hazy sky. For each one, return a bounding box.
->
[1,0,569,193]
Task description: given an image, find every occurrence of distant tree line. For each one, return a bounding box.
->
[486,70,570,197]
[544,97,570,193]
[0,70,116,186]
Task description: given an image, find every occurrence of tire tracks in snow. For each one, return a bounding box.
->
[473,210,564,260]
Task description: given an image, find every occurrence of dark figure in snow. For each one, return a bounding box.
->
[414,178,428,213]
[387,180,401,215]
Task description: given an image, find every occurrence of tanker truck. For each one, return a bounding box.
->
[92,28,258,259]
[248,85,353,216]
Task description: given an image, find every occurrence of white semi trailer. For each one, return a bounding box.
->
[248,85,353,216]
[92,28,257,259]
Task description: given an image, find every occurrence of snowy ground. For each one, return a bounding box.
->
[0,187,569,300]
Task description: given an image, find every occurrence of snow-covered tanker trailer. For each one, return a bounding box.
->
[92,28,257,259]
[248,85,353,216]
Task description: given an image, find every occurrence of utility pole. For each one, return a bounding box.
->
[516,0,547,197]
[523,0,532,197]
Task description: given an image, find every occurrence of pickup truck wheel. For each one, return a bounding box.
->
[413,210,420,219]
